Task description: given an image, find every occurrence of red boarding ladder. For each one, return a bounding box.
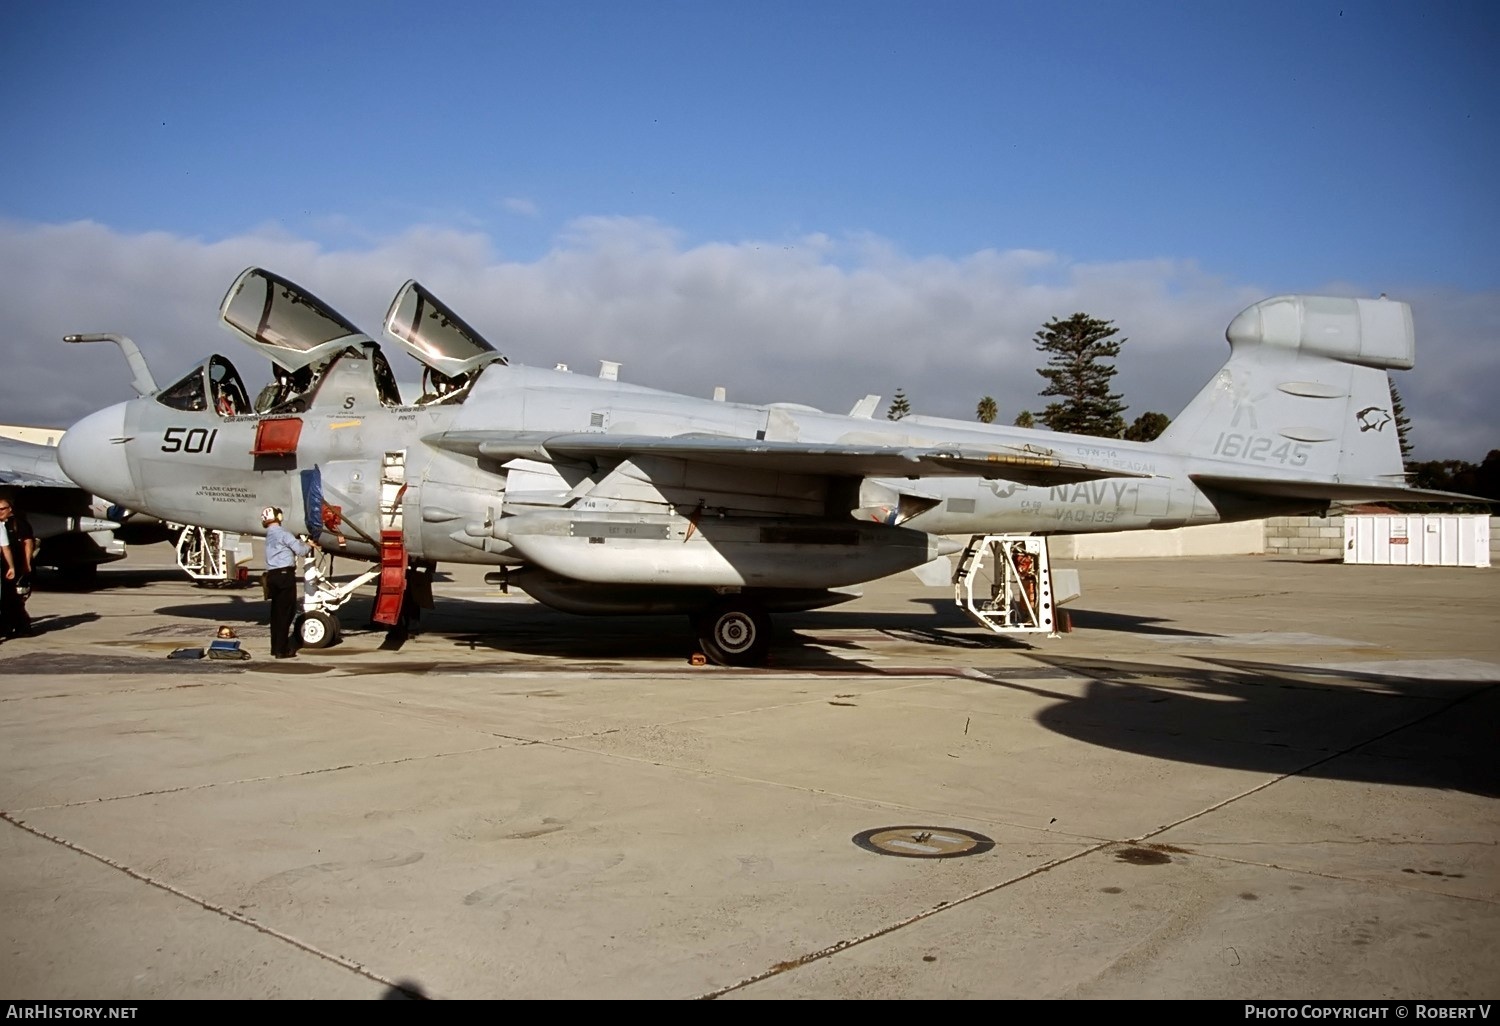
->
[371,450,409,626]
[371,530,407,626]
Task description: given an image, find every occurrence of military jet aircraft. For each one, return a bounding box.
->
[56,267,1471,663]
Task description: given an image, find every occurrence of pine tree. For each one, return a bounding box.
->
[1123,411,1170,442]
[975,396,997,423]
[886,388,911,421]
[1388,376,1414,468]
[1034,313,1127,437]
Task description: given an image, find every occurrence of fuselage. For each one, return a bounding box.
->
[51,274,1429,661]
[57,345,1311,575]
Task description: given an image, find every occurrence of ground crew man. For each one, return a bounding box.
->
[262,506,316,658]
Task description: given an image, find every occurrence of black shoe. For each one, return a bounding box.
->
[274,652,296,659]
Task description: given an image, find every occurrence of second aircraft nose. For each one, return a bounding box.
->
[58,402,141,510]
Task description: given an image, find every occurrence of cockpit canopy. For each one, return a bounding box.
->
[215,267,403,413]
[220,267,373,373]
[384,279,506,377]
[156,354,253,416]
[155,268,502,416]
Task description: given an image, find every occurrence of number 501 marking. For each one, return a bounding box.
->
[161,427,218,454]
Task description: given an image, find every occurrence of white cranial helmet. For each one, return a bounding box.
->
[261,506,282,524]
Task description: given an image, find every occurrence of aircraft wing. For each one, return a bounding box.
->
[0,437,77,488]
[430,431,1148,486]
[0,436,131,569]
[1191,474,1490,506]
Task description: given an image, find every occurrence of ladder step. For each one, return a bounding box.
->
[372,529,406,626]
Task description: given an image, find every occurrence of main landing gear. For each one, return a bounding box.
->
[692,597,772,667]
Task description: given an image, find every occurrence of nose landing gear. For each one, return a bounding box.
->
[295,554,382,649]
[297,608,341,649]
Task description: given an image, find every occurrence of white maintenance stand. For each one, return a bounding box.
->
[175,525,251,584]
[952,534,1078,637]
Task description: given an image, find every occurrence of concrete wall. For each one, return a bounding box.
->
[1264,515,1345,559]
[1049,515,1498,563]
[1048,520,1266,559]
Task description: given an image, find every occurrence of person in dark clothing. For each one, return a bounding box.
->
[261,505,316,658]
[0,499,35,637]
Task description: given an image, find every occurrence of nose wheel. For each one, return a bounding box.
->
[694,599,771,667]
[298,609,340,649]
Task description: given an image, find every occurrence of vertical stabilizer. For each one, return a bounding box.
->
[1156,296,1411,487]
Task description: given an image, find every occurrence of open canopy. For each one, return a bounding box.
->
[383,279,506,378]
[219,267,374,373]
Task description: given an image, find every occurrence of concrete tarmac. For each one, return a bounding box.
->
[1,544,1496,1000]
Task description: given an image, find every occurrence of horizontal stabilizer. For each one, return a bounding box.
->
[1191,474,1490,506]
[429,430,1149,486]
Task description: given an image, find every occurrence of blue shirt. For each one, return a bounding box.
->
[264,523,311,569]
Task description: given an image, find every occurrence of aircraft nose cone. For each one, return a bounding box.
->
[59,402,140,508]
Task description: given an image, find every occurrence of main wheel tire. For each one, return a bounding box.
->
[298,610,339,649]
[696,600,771,667]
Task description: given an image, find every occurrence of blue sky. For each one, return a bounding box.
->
[2,0,1496,459]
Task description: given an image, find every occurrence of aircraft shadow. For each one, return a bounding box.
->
[156,593,268,629]
[983,652,1500,798]
[788,597,1220,639]
[1057,608,1220,637]
[36,567,187,592]
[150,591,1021,670]
[145,590,1204,668]
[143,591,1500,796]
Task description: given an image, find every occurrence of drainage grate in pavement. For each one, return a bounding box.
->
[852,826,995,859]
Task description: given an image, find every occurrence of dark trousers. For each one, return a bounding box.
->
[266,566,299,656]
[1,575,30,636]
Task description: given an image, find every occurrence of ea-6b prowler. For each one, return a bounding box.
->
[57,267,1469,664]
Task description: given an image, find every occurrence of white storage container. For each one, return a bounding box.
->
[1343,514,1490,567]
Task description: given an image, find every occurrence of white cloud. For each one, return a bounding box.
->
[0,217,1493,462]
